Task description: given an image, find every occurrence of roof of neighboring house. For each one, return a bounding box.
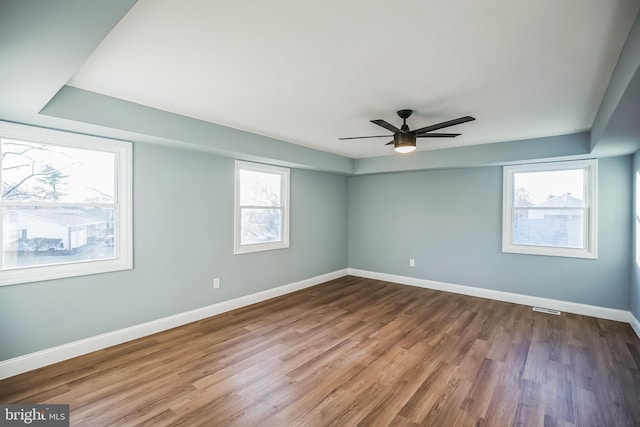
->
[534,193,584,208]
[9,209,106,227]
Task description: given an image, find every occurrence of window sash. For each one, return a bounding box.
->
[511,207,588,249]
[239,207,284,246]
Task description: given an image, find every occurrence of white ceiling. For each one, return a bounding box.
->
[68,0,640,159]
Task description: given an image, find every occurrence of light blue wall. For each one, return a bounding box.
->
[633,151,640,320]
[0,142,348,360]
[42,86,355,175]
[349,156,632,309]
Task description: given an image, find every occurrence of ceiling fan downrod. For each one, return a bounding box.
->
[397,109,413,133]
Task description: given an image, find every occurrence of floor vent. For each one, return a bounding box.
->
[532,306,561,316]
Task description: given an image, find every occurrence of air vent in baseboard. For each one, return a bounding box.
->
[532,306,561,315]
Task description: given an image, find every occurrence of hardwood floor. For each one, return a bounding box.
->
[1,276,639,426]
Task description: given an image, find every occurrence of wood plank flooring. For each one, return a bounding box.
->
[1,276,639,426]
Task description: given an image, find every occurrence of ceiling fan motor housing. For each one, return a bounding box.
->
[393,132,416,152]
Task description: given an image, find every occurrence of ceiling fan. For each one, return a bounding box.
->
[340,109,475,154]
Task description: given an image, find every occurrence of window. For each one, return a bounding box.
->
[502,159,597,259]
[234,161,289,254]
[0,122,132,285]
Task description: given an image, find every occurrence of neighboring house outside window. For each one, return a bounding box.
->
[234,160,290,254]
[0,122,133,286]
[502,159,598,259]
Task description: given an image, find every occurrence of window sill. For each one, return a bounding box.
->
[0,257,133,286]
[502,243,597,259]
[234,241,289,255]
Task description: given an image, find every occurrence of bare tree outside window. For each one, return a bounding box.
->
[1,139,116,269]
[239,169,283,245]
[514,186,534,207]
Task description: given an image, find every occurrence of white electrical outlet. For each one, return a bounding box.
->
[409,258,415,267]
[213,277,220,289]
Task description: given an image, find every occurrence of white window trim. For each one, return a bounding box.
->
[502,159,598,259]
[0,122,133,286]
[234,160,290,255]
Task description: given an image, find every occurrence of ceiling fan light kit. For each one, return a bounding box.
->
[339,109,475,155]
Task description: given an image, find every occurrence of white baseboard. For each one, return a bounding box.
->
[348,268,632,323]
[630,312,640,340]
[2,268,637,380]
[0,268,348,380]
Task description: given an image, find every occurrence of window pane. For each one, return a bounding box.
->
[513,169,584,207]
[1,138,114,203]
[513,208,584,248]
[240,208,282,245]
[3,206,115,269]
[239,169,281,207]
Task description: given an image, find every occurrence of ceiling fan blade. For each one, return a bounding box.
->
[416,133,461,138]
[371,119,402,133]
[412,116,475,134]
[385,141,394,145]
[339,135,392,140]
